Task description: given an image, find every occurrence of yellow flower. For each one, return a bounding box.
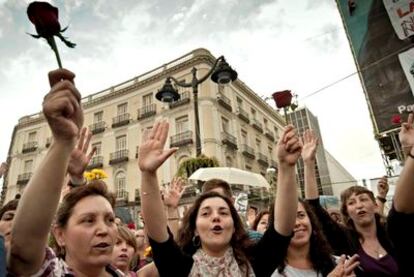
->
[84,171,95,181]
[91,169,108,179]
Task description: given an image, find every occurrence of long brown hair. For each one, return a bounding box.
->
[177,192,253,273]
[269,199,335,276]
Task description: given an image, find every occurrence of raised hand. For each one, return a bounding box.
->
[399,113,414,155]
[163,177,186,208]
[138,121,177,173]
[67,127,96,179]
[42,69,83,143]
[277,125,302,167]
[377,176,389,198]
[301,129,318,163]
[0,162,8,178]
[328,255,360,277]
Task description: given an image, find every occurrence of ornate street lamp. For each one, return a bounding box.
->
[156,56,237,156]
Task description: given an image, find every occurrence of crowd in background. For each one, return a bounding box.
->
[0,68,413,276]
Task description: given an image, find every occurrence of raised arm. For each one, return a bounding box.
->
[274,125,302,236]
[138,121,177,242]
[302,129,319,200]
[375,176,389,216]
[162,177,186,239]
[395,113,414,213]
[9,69,83,275]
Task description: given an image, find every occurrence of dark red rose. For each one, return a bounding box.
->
[272,90,293,109]
[27,1,61,38]
[391,114,402,125]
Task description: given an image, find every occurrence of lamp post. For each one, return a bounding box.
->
[155,56,237,156]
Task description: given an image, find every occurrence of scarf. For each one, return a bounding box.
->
[189,247,255,277]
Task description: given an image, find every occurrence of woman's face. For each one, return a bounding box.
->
[112,236,135,272]
[195,197,235,255]
[54,195,117,268]
[256,214,269,234]
[345,193,377,227]
[0,210,15,249]
[290,203,312,248]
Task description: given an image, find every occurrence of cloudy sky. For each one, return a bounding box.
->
[0,0,386,182]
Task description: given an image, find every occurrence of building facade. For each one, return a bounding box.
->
[287,107,333,196]
[1,48,285,221]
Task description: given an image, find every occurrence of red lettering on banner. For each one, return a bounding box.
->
[397,2,414,18]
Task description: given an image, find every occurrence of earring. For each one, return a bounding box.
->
[192,235,201,247]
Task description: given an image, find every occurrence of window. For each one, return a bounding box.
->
[24,160,33,173]
[176,116,189,133]
[115,171,126,197]
[268,146,273,156]
[222,117,230,132]
[94,111,103,123]
[241,130,248,145]
[116,135,127,151]
[28,131,37,142]
[256,138,261,152]
[274,127,279,138]
[117,103,128,115]
[251,109,256,119]
[143,93,153,106]
[92,142,102,156]
[264,118,268,128]
[237,97,243,108]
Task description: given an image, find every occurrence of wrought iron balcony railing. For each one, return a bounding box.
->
[112,113,130,128]
[109,149,129,165]
[22,141,38,153]
[86,155,104,170]
[170,131,193,148]
[90,121,106,134]
[169,91,190,109]
[17,172,32,185]
[137,104,156,120]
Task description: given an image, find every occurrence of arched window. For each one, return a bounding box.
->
[115,171,126,198]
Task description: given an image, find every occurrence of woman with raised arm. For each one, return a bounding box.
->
[8,69,121,276]
[387,113,414,277]
[302,129,399,276]
[138,122,309,276]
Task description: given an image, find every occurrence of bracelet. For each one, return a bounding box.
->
[376,196,387,203]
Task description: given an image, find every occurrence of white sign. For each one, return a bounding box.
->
[383,0,414,40]
[398,47,414,96]
[234,192,248,216]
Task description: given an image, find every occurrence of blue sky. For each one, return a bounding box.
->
[0,0,385,181]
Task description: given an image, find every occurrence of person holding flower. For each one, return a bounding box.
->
[8,69,122,276]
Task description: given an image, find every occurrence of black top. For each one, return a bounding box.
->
[387,205,414,277]
[306,198,398,277]
[149,226,292,277]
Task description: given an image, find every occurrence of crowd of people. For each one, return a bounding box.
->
[0,68,413,276]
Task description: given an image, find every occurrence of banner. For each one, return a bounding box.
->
[336,0,414,133]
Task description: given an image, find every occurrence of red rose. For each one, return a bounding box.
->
[391,114,402,125]
[27,2,61,38]
[272,90,293,108]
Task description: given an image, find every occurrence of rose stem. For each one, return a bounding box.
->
[48,36,62,69]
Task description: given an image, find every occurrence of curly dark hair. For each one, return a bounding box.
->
[177,191,253,275]
[269,199,335,276]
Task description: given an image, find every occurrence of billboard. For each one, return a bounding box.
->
[336,0,414,134]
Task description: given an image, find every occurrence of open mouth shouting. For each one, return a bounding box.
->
[211,225,224,234]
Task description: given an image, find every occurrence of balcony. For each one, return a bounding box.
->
[251,119,263,133]
[270,159,278,169]
[169,91,190,109]
[112,113,130,128]
[45,137,52,148]
[109,149,129,165]
[257,152,269,167]
[182,185,197,199]
[86,155,104,170]
[137,104,156,120]
[241,144,255,159]
[170,131,193,148]
[221,131,238,150]
[264,128,275,141]
[17,172,32,185]
[116,190,129,205]
[236,107,250,123]
[217,93,232,112]
[135,189,141,205]
[90,121,106,134]
[22,141,38,153]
